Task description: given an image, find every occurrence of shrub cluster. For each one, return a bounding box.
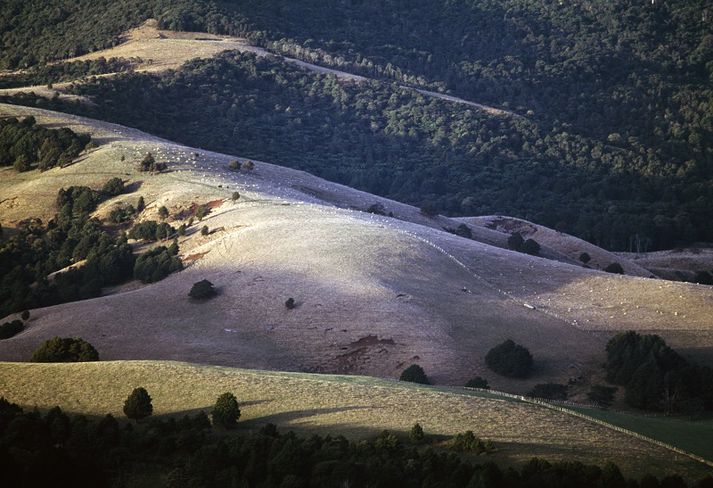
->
[30,336,99,362]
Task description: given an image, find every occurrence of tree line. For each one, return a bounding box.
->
[1,395,710,488]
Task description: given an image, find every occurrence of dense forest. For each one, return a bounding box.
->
[62,51,711,250]
[0,116,90,171]
[1,397,711,488]
[1,0,712,250]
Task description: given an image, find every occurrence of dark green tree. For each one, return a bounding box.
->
[485,339,533,378]
[189,279,217,300]
[399,364,429,384]
[123,387,153,421]
[211,392,241,429]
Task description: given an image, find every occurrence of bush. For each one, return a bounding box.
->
[399,364,429,384]
[231,191,240,201]
[410,423,425,443]
[31,337,99,362]
[485,339,533,378]
[464,376,489,389]
[189,279,217,300]
[242,160,255,171]
[522,238,541,256]
[108,204,136,224]
[507,232,524,251]
[211,392,241,429]
[579,252,591,264]
[196,204,211,220]
[0,320,24,339]
[451,431,489,453]
[604,262,624,274]
[587,385,617,408]
[455,223,473,238]
[129,221,175,241]
[528,383,567,400]
[200,225,209,236]
[133,246,182,283]
[285,297,296,309]
[228,160,241,171]
[367,203,386,215]
[136,196,145,212]
[20,310,30,321]
[101,177,125,197]
[374,430,399,451]
[123,387,152,421]
[158,206,169,220]
[138,153,166,172]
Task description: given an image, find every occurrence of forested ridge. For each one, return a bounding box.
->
[2,0,712,250]
[65,51,712,250]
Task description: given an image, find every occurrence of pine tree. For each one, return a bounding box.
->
[123,387,153,421]
[211,392,241,429]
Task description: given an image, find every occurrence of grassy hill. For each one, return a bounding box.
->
[1,103,712,390]
[0,359,710,479]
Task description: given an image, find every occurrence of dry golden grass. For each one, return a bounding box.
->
[0,360,708,479]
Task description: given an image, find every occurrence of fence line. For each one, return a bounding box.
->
[464,387,713,469]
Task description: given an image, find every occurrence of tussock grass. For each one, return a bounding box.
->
[0,360,709,479]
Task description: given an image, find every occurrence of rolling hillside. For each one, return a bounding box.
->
[0,360,710,479]
[1,104,712,392]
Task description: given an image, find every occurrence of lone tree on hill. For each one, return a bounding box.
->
[485,339,533,378]
[189,279,217,300]
[123,387,153,421]
[211,392,241,429]
[31,337,99,362]
[285,297,296,309]
[400,364,430,384]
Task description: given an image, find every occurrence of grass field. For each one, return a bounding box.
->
[569,405,713,462]
[0,360,711,479]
